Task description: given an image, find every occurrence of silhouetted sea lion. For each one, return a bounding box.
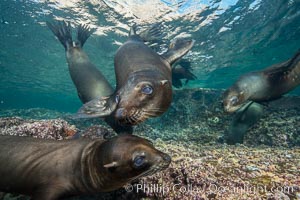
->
[77,26,195,125]
[225,102,264,144]
[47,21,132,134]
[223,50,300,113]
[172,59,197,88]
[0,134,171,200]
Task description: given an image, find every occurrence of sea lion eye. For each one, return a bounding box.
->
[230,96,238,105]
[115,95,120,103]
[133,155,146,168]
[141,85,153,95]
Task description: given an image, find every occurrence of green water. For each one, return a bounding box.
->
[0,0,299,113]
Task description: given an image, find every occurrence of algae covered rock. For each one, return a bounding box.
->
[137,88,300,147]
[0,117,77,140]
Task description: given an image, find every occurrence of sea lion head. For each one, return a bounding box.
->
[74,72,172,124]
[99,134,171,190]
[114,72,172,125]
[223,85,247,113]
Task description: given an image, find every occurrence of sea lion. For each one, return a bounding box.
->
[172,59,197,88]
[47,21,132,134]
[223,50,300,113]
[0,134,171,200]
[77,26,195,125]
[225,102,264,144]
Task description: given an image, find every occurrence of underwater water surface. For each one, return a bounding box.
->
[0,0,299,112]
[1,1,300,200]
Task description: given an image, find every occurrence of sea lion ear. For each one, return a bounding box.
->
[103,161,120,168]
[73,96,117,119]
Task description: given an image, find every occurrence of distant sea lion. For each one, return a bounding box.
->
[47,21,132,134]
[0,134,171,200]
[223,50,300,113]
[172,59,197,88]
[77,26,195,125]
[225,102,264,144]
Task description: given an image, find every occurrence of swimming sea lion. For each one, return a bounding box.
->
[0,134,171,200]
[225,102,264,144]
[223,50,300,113]
[77,26,195,125]
[172,59,197,88]
[47,21,132,134]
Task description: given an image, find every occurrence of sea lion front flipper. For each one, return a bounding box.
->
[172,61,197,88]
[225,102,264,145]
[162,38,195,66]
[75,96,117,118]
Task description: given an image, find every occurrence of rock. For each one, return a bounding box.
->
[0,117,77,140]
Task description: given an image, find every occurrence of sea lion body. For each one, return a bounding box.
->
[172,59,197,88]
[78,28,195,125]
[225,102,264,144]
[223,50,300,112]
[0,135,171,200]
[47,21,132,133]
[66,47,113,103]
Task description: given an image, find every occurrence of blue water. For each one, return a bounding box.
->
[0,0,300,112]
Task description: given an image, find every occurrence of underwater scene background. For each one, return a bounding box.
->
[1,0,300,111]
[0,0,300,199]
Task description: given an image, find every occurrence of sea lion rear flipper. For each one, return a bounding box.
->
[77,24,96,47]
[74,96,117,119]
[46,20,73,50]
[162,38,195,66]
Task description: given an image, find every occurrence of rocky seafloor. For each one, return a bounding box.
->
[0,88,299,200]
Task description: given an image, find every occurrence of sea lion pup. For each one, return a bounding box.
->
[0,134,171,200]
[225,102,264,144]
[47,21,132,134]
[223,50,300,113]
[77,26,195,125]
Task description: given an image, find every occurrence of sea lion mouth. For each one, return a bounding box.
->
[224,104,240,113]
[117,108,165,125]
[224,101,251,113]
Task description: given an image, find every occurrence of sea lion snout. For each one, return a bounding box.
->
[223,87,246,113]
[157,152,172,167]
[223,95,239,113]
[115,108,125,118]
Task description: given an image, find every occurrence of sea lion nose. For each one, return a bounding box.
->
[115,108,125,119]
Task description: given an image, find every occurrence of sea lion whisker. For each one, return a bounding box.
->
[129,115,139,125]
[142,111,161,117]
[143,108,165,114]
[130,168,156,182]
[125,116,133,124]
[130,116,140,124]
[144,108,164,112]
